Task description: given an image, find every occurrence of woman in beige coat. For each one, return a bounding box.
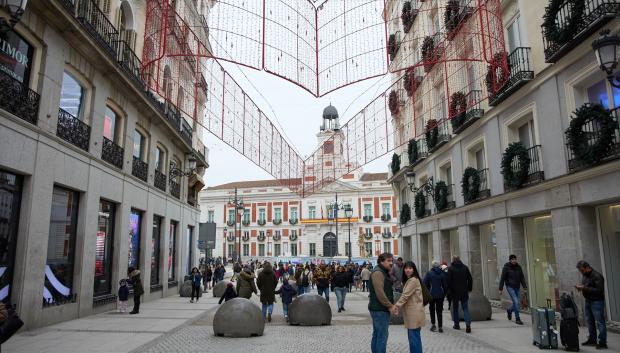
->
[394,261,425,353]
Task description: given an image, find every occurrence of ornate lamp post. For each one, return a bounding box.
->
[592,30,620,89]
[326,192,346,257]
[344,204,353,263]
[0,0,28,33]
[228,188,244,263]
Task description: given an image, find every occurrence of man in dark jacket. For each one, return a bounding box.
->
[423,261,448,332]
[369,253,396,353]
[576,260,607,349]
[499,254,527,325]
[257,262,278,322]
[127,267,144,315]
[446,256,473,332]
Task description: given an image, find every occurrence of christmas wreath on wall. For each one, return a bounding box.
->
[404,68,414,97]
[461,166,481,203]
[389,89,400,116]
[501,142,531,189]
[401,1,415,33]
[414,191,426,218]
[486,52,509,97]
[542,0,585,46]
[388,34,399,61]
[444,0,461,40]
[566,103,617,165]
[425,119,439,150]
[400,203,411,224]
[407,138,418,164]
[434,180,449,211]
[422,35,435,72]
[391,152,401,175]
[449,91,468,130]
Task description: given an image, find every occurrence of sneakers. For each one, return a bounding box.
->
[430,325,437,332]
[438,327,444,333]
[583,340,597,346]
[190,299,194,303]
[515,319,524,325]
[466,326,471,333]
[596,343,608,350]
[267,313,272,322]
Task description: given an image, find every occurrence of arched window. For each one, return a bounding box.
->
[103,105,124,143]
[118,1,135,48]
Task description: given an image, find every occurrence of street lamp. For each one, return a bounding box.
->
[0,0,27,33]
[592,29,620,89]
[227,188,244,263]
[326,192,346,257]
[344,204,353,263]
[169,154,198,178]
[406,171,435,196]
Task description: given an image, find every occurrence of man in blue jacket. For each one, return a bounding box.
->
[423,260,448,332]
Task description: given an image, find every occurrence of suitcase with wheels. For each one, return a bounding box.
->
[559,293,579,351]
[532,299,559,349]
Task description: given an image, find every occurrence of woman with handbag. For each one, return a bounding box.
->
[393,261,426,353]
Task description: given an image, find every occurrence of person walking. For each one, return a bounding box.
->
[576,260,607,350]
[275,279,297,322]
[127,267,144,314]
[423,261,447,332]
[257,261,278,322]
[189,267,202,303]
[332,265,350,312]
[203,265,213,290]
[361,265,372,292]
[314,263,332,302]
[236,266,258,299]
[446,256,473,333]
[369,253,396,353]
[390,257,405,293]
[295,265,312,295]
[394,261,426,353]
[499,254,527,325]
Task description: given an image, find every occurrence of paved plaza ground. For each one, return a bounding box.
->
[4,282,620,353]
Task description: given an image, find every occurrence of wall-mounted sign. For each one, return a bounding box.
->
[0,30,33,84]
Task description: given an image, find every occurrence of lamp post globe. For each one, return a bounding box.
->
[592,30,620,88]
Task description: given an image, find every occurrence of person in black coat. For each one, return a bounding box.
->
[423,261,448,332]
[275,281,297,321]
[576,260,607,349]
[446,256,473,332]
[332,266,350,312]
[499,255,527,325]
[218,283,238,304]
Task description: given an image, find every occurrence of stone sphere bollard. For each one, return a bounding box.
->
[180,280,202,298]
[288,294,331,326]
[390,292,404,325]
[213,280,235,297]
[213,298,264,337]
[458,292,492,321]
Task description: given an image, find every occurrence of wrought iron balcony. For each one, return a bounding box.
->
[163,102,181,129]
[57,108,91,151]
[273,218,282,225]
[242,220,250,226]
[542,0,620,63]
[489,47,534,107]
[452,90,484,135]
[115,40,143,89]
[464,168,491,205]
[76,0,120,58]
[408,138,429,167]
[363,215,373,223]
[258,219,266,226]
[504,145,545,192]
[180,118,193,146]
[426,120,451,153]
[381,214,392,222]
[170,179,180,199]
[60,0,76,13]
[0,70,40,125]
[567,107,620,172]
[102,137,124,169]
[289,218,298,225]
[441,183,457,211]
[154,170,167,191]
[132,156,148,182]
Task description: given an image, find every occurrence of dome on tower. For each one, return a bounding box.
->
[322,104,339,120]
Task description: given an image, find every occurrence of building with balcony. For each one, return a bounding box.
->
[386,0,620,324]
[0,0,211,329]
[199,106,400,262]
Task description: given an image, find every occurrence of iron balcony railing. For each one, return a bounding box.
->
[542,0,620,63]
[567,107,620,172]
[0,70,40,125]
[427,120,451,153]
[60,0,76,13]
[102,137,124,169]
[453,89,484,134]
[57,108,91,151]
[154,170,167,191]
[504,145,545,191]
[180,118,193,146]
[489,47,534,106]
[132,156,148,182]
[114,40,143,89]
[76,0,120,58]
[465,168,491,204]
[170,179,180,199]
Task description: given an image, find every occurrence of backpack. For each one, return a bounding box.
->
[301,272,310,287]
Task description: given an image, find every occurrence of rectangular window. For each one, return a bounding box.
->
[228,244,235,258]
[587,79,620,108]
[103,106,118,142]
[290,243,297,256]
[290,207,298,220]
[0,31,34,84]
[168,221,177,282]
[228,209,235,223]
[186,226,194,275]
[60,71,84,119]
[309,243,316,256]
[243,244,249,256]
[46,186,79,304]
[506,14,522,53]
[128,209,142,270]
[345,242,351,256]
[0,171,21,302]
[518,120,536,148]
[258,244,265,256]
[275,230,281,238]
[383,227,391,236]
[383,242,392,254]
[364,204,372,217]
[207,210,215,223]
[308,206,316,219]
[94,200,115,296]
[243,209,250,222]
[274,208,281,220]
[274,243,281,257]
[155,147,165,172]
[259,231,265,238]
[133,130,144,160]
[365,228,372,237]
[151,216,162,285]
[381,203,391,216]
[475,148,486,170]
[259,208,266,221]
[365,242,373,257]
[446,165,452,185]
[291,230,297,237]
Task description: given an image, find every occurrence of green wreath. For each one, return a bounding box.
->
[414,192,426,218]
[404,68,414,97]
[401,1,414,33]
[461,167,481,202]
[486,52,509,96]
[444,0,461,38]
[400,203,411,224]
[407,139,418,164]
[542,0,585,46]
[434,181,449,211]
[566,103,617,165]
[425,119,439,150]
[449,91,468,130]
[389,90,400,116]
[422,36,435,72]
[391,153,401,175]
[501,142,531,189]
[388,34,399,61]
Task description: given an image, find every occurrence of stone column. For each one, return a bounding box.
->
[460,225,483,293]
